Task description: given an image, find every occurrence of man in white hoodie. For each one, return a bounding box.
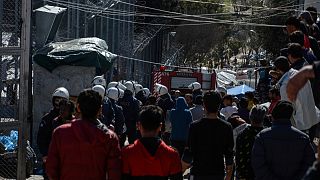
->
[274,56,319,139]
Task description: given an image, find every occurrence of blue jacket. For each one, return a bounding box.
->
[169,97,193,142]
[252,120,315,180]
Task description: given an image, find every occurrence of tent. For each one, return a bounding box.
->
[227,84,255,96]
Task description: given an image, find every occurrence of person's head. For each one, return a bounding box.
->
[77,89,102,121]
[194,95,203,106]
[289,31,305,47]
[92,85,106,99]
[91,76,106,88]
[274,56,290,75]
[174,90,181,98]
[124,81,135,95]
[188,82,201,91]
[285,16,300,34]
[59,99,75,120]
[223,95,233,106]
[245,92,254,100]
[203,90,222,114]
[299,11,314,25]
[146,95,157,105]
[228,113,246,129]
[306,6,318,24]
[249,105,267,126]
[185,93,193,105]
[52,87,70,110]
[271,100,294,121]
[138,105,163,137]
[269,87,280,100]
[239,97,249,109]
[287,43,303,63]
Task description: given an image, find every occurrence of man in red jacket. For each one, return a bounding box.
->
[122,105,183,180]
[46,89,121,180]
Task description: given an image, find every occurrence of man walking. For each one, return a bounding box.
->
[46,90,121,180]
[252,101,315,180]
[122,105,182,180]
[183,91,234,180]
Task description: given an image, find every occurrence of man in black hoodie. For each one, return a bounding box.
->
[118,81,141,144]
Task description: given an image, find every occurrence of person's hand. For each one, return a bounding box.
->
[42,156,47,163]
[287,65,314,102]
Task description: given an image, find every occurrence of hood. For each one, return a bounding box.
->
[175,97,188,110]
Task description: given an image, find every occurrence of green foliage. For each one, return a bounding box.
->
[175,0,230,66]
[249,0,295,59]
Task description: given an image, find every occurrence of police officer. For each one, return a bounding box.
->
[135,84,148,105]
[106,87,126,147]
[118,81,141,144]
[92,76,115,126]
[188,82,203,103]
[37,87,69,179]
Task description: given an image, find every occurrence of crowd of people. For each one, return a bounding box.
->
[34,7,320,180]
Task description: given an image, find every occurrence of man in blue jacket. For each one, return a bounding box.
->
[169,97,193,156]
[252,100,315,180]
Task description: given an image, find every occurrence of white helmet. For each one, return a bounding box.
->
[135,84,143,94]
[52,87,69,100]
[154,83,162,91]
[106,87,124,101]
[124,81,135,94]
[92,85,105,98]
[91,76,106,87]
[188,82,201,90]
[157,85,168,96]
[142,88,150,97]
[107,81,126,91]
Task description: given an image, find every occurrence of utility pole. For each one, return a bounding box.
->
[17,0,31,179]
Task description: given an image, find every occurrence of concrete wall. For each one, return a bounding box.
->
[32,64,96,148]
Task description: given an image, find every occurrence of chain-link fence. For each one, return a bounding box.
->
[0,0,31,179]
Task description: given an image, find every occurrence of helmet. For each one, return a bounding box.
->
[91,76,106,87]
[142,88,150,97]
[52,87,69,100]
[135,84,143,94]
[107,81,127,91]
[154,83,162,91]
[188,82,201,90]
[124,81,135,94]
[92,85,105,98]
[157,85,168,96]
[106,87,124,101]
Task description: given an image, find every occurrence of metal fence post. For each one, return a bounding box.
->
[16,0,31,179]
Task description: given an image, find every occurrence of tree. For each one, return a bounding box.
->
[248,0,295,59]
[174,0,229,66]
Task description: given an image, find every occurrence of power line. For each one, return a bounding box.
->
[181,0,320,13]
[47,0,292,24]
[47,0,286,28]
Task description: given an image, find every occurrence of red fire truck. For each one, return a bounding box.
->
[151,69,217,94]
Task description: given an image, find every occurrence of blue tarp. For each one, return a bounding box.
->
[227,84,255,95]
